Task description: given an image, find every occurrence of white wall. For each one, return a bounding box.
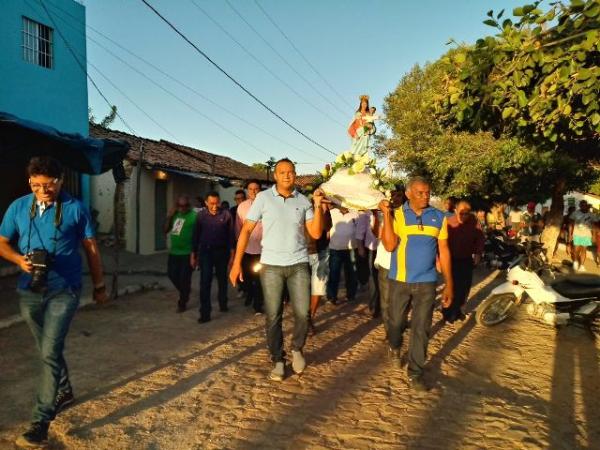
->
[90,171,116,233]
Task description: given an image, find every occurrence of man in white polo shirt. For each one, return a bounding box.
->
[327,207,359,304]
[230,158,327,381]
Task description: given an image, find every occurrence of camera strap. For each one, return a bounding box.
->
[26,196,62,255]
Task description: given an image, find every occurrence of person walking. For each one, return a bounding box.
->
[327,207,359,304]
[373,188,406,337]
[380,177,453,392]
[520,202,542,242]
[191,191,234,323]
[164,195,196,313]
[308,202,332,334]
[569,200,599,272]
[235,180,264,314]
[356,210,380,317]
[230,158,327,381]
[0,157,107,448]
[443,200,484,323]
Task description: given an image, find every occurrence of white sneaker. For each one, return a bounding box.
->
[573,261,580,271]
[291,350,306,374]
[578,265,587,272]
[269,362,285,381]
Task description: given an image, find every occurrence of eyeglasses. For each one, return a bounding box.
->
[29,178,59,191]
[416,215,424,231]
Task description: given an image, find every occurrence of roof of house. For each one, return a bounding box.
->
[295,174,319,188]
[90,124,268,181]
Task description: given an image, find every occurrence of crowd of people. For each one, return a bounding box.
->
[470,198,600,271]
[1,155,598,448]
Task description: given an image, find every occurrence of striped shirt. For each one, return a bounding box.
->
[388,203,448,283]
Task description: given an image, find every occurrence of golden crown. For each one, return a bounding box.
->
[359,94,370,101]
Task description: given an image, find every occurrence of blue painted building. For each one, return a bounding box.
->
[0,0,90,207]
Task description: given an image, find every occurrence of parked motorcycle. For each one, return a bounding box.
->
[483,228,523,269]
[476,242,600,334]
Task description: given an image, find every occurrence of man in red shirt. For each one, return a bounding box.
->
[444,200,485,323]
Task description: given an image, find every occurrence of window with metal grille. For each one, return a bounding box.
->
[22,17,53,69]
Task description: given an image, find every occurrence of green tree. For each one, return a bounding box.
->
[383,61,561,206]
[438,0,600,252]
[89,105,118,127]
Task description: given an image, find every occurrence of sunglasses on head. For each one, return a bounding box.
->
[416,215,424,231]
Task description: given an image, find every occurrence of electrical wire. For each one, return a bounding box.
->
[138,0,337,156]
[225,0,349,117]
[188,0,345,128]
[253,0,353,110]
[41,0,328,163]
[36,0,137,135]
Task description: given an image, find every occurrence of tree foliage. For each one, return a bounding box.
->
[439,0,600,161]
[89,105,118,128]
[382,61,577,204]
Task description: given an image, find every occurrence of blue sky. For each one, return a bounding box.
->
[65,0,524,173]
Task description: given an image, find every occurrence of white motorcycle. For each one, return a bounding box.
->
[476,242,600,334]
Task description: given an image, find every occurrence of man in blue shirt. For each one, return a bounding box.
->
[0,157,107,448]
[230,159,327,381]
[380,177,453,392]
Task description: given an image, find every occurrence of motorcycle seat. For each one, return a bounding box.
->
[561,274,600,286]
[552,281,600,299]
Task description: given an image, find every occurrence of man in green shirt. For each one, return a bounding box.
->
[164,195,197,312]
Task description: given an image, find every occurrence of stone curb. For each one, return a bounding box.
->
[0,282,165,330]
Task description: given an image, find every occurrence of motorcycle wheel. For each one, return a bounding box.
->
[475,294,517,326]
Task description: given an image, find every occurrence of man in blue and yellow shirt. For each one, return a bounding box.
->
[380,177,453,391]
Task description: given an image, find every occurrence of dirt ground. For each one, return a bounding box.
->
[0,266,599,450]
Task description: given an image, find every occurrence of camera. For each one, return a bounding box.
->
[26,249,52,293]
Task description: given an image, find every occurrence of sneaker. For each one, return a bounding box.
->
[269,362,285,381]
[327,297,338,306]
[389,348,401,369]
[573,261,580,271]
[54,390,75,414]
[409,375,429,392]
[578,266,587,272]
[15,422,49,448]
[291,350,306,374]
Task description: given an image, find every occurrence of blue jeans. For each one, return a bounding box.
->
[327,249,357,301]
[18,287,80,423]
[260,263,310,362]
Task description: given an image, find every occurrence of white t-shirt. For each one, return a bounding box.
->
[329,209,359,250]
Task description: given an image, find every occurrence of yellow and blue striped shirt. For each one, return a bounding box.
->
[388,203,448,283]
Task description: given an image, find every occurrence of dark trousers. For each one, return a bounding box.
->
[198,247,229,319]
[355,248,370,286]
[377,266,391,334]
[387,280,437,378]
[241,252,263,313]
[260,263,310,362]
[327,249,357,301]
[367,250,381,315]
[442,258,474,322]
[167,254,192,307]
[18,288,80,423]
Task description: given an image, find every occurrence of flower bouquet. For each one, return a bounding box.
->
[307,151,393,210]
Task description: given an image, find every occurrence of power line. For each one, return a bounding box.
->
[87,61,181,143]
[43,0,328,163]
[188,0,345,128]
[138,0,337,156]
[225,0,349,118]
[36,0,137,135]
[253,0,354,110]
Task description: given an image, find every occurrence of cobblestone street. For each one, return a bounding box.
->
[1,267,599,449]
